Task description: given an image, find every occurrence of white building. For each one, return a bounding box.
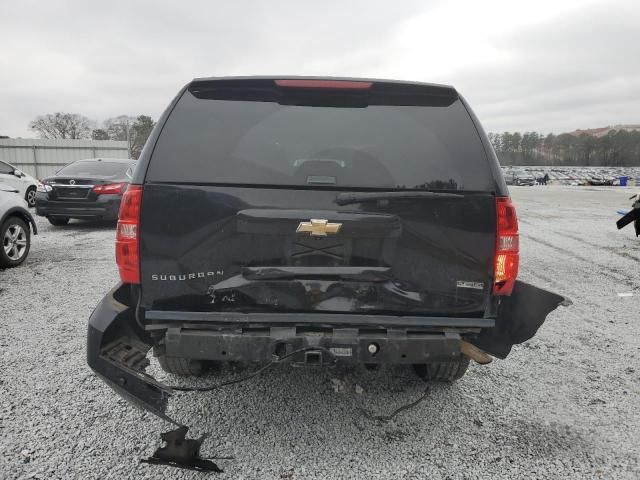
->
[0,138,129,179]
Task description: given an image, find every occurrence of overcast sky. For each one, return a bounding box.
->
[1,0,638,138]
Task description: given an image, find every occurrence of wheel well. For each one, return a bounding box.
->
[2,212,34,235]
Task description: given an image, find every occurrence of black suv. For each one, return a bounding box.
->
[88,77,566,420]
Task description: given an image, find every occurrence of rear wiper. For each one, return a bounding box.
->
[335,191,464,206]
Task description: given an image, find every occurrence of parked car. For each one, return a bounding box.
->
[587,175,615,186]
[35,158,136,226]
[0,159,38,207]
[87,77,567,422]
[0,183,37,268]
[503,169,536,186]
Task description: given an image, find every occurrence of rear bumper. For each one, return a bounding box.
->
[36,193,121,220]
[148,310,491,364]
[87,284,172,420]
[87,284,491,418]
[156,327,471,365]
[87,281,568,420]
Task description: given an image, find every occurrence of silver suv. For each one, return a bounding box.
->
[0,183,37,268]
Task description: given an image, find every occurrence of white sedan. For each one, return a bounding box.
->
[0,159,38,207]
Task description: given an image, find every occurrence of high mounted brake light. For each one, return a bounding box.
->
[274,79,373,89]
[493,196,519,295]
[116,185,142,284]
[93,182,125,195]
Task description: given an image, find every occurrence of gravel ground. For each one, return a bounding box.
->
[1,186,639,479]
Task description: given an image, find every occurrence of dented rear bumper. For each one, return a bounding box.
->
[87,281,568,419]
[87,284,172,421]
[471,281,571,358]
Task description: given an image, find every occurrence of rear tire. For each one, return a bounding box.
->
[413,356,470,382]
[48,216,69,226]
[156,353,205,377]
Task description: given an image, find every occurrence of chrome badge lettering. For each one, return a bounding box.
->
[456,280,484,290]
[151,270,224,281]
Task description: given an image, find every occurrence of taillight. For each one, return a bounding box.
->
[115,185,142,284]
[493,196,519,295]
[93,182,125,195]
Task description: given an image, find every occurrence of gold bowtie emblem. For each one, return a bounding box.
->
[296,219,342,236]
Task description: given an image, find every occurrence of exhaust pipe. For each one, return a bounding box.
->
[461,341,493,365]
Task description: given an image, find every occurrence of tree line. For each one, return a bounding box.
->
[29,112,156,159]
[488,130,640,167]
[23,113,640,166]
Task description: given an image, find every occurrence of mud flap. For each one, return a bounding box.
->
[470,281,571,359]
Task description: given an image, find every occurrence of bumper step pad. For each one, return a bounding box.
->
[102,338,151,372]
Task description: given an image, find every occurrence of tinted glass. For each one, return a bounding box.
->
[58,161,132,177]
[148,91,493,191]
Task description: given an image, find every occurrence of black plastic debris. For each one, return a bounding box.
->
[141,426,223,473]
[616,192,640,236]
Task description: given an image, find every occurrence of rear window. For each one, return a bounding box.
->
[147,88,493,191]
[58,161,132,177]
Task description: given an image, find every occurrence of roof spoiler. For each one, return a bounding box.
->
[188,77,458,107]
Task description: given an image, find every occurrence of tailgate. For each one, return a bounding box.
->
[139,184,496,315]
